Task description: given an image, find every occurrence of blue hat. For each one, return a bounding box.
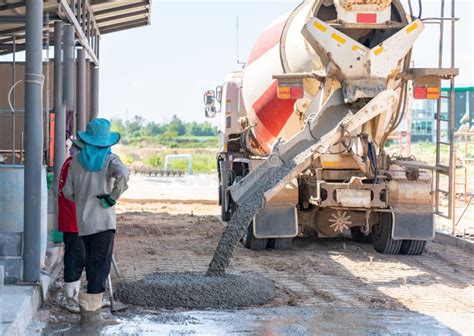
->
[78,118,120,148]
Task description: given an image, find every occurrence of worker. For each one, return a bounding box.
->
[58,139,85,313]
[63,118,129,324]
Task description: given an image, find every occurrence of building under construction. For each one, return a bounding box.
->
[0,0,150,284]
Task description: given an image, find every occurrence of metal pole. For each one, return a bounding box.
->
[63,24,75,136]
[23,0,44,283]
[53,21,65,205]
[77,0,82,28]
[76,48,86,132]
[90,64,99,119]
[435,0,445,216]
[96,36,100,59]
[449,0,456,234]
[11,35,16,164]
[44,13,50,166]
[85,58,90,121]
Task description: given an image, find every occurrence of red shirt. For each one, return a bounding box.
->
[58,157,78,232]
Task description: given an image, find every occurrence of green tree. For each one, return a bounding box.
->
[110,118,126,135]
[200,121,217,136]
[167,115,186,136]
[142,121,165,136]
[185,121,200,136]
[125,115,145,137]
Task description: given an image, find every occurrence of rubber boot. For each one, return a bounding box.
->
[63,280,81,314]
[79,292,103,325]
[101,298,111,308]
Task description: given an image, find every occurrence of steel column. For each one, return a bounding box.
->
[23,0,44,283]
[11,35,16,164]
[53,21,66,203]
[90,64,99,119]
[76,48,86,132]
[63,24,75,135]
[86,58,91,121]
[43,13,51,166]
[59,0,99,66]
[449,0,456,233]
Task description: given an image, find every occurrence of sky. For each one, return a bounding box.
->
[98,0,473,124]
[99,1,301,123]
[1,1,471,123]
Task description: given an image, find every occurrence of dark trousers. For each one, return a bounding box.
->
[81,230,115,294]
[63,232,85,283]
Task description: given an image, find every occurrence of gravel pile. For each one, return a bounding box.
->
[118,272,276,308]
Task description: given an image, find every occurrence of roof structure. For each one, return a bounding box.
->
[0,0,151,62]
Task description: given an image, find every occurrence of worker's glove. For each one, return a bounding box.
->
[97,194,116,209]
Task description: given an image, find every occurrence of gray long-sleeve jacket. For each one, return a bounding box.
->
[63,153,129,236]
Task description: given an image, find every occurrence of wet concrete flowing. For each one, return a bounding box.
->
[207,142,314,276]
[117,272,276,308]
[118,142,315,309]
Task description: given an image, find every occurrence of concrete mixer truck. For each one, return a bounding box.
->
[204,0,458,255]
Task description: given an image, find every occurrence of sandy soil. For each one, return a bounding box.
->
[30,199,473,334]
[113,200,473,313]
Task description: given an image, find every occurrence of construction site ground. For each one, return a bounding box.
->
[29,175,474,335]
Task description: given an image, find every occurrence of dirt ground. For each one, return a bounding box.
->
[112,201,473,313]
[30,199,474,335]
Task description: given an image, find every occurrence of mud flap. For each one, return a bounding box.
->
[391,206,435,240]
[253,207,298,239]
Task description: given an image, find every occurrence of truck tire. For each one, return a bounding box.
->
[220,170,233,222]
[372,213,402,254]
[220,185,231,222]
[268,238,293,250]
[221,204,231,222]
[242,222,268,251]
[400,240,427,255]
[350,227,372,244]
[219,186,232,222]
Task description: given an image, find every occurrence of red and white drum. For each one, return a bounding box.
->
[242,1,323,154]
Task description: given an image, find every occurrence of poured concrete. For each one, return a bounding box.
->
[207,144,314,276]
[32,306,469,335]
[118,272,276,309]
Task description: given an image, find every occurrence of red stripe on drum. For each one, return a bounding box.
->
[252,117,276,154]
[247,20,286,66]
[252,80,296,139]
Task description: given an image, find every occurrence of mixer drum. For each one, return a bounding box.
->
[242,0,407,154]
[242,1,322,154]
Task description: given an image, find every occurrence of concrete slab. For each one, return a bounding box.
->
[1,285,41,336]
[0,247,63,336]
[33,306,471,335]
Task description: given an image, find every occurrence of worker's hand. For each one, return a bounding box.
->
[96,194,116,209]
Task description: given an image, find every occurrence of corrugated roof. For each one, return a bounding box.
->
[0,0,151,56]
[91,0,151,34]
